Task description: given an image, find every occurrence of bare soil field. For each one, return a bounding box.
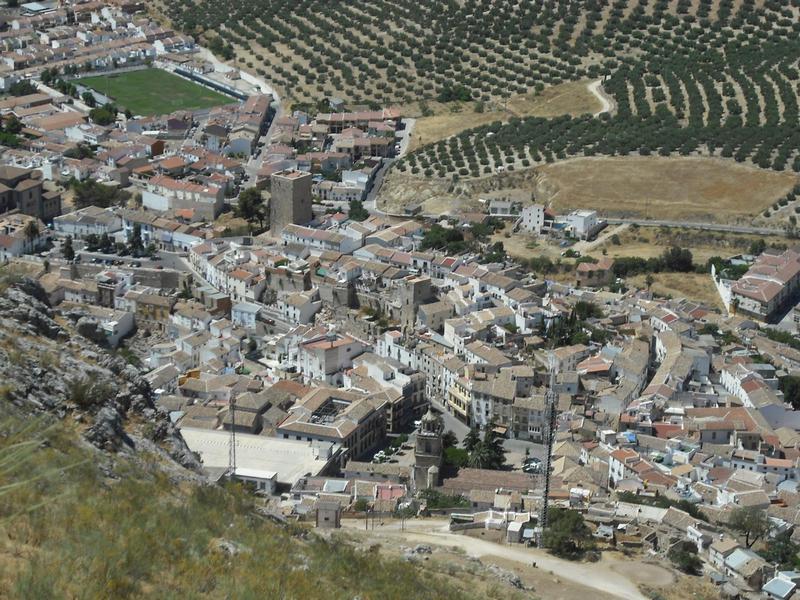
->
[536,156,799,223]
[378,170,487,215]
[406,80,604,152]
[380,156,797,225]
[214,212,251,236]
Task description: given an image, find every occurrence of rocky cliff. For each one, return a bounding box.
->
[0,277,199,472]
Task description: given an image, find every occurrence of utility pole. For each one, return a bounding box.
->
[538,357,558,546]
[228,397,236,480]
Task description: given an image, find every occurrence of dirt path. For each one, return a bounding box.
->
[342,518,657,600]
[574,223,630,254]
[587,79,615,117]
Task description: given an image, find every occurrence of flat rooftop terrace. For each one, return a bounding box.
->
[180,427,341,486]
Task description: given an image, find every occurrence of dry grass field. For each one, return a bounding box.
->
[407,80,604,152]
[629,272,725,309]
[505,80,604,118]
[536,156,799,223]
[380,154,798,225]
[589,226,789,263]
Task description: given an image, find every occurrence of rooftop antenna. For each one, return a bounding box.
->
[538,355,558,545]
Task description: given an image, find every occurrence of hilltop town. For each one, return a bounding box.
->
[2,1,800,599]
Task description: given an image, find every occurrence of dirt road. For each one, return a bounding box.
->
[342,518,666,600]
[587,79,615,116]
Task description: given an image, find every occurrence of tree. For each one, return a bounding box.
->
[420,224,466,253]
[730,506,771,548]
[418,488,469,509]
[442,430,458,449]
[645,273,655,289]
[761,530,800,570]
[749,238,766,255]
[23,220,39,248]
[235,187,266,229]
[178,278,193,300]
[780,376,800,410]
[81,91,97,108]
[3,114,22,134]
[8,80,37,97]
[84,233,99,251]
[348,199,369,221]
[668,545,703,575]
[129,224,144,255]
[62,236,75,261]
[466,441,495,469]
[661,246,694,272]
[463,423,506,469]
[463,427,480,453]
[99,233,112,253]
[542,508,592,558]
[64,143,96,160]
[89,106,117,126]
[444,446,469,467]
[72,179,130,209]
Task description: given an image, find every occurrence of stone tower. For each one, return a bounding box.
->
[269,169,313,236]
[413,407,443,491]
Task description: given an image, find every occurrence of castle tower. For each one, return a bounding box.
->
[269,169,313,237]
[413,407,443,491]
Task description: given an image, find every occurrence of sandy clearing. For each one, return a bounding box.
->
[342,518,652,600]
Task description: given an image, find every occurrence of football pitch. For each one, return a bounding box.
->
[77,68,233,116]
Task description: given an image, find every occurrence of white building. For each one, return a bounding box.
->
[563,209,600,240]
[296,333,366,385]
[281,223,361,255]
[138,174,224,220]
[518,204,545,234]
[279,289,322,325]
[53,205,122,239]
[232,302,261,330]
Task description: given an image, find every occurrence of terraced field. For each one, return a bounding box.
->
[163,0,800,223]
[163,0,790,106]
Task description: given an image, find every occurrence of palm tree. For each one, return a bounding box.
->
[464,427,480,453]
[466,441,493,469]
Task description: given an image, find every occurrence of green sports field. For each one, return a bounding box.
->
[77,68,233,116]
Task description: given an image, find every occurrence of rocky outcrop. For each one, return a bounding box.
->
[86,404,133,452]
[0,278,199,473]
[0,283,67,340]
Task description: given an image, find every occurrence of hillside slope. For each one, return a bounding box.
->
[0,275,506,599]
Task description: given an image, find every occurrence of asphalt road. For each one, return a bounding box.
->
[364,118,416,216]
[364,157,395,214]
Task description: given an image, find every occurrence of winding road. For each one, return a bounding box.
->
[587,79,616,117]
